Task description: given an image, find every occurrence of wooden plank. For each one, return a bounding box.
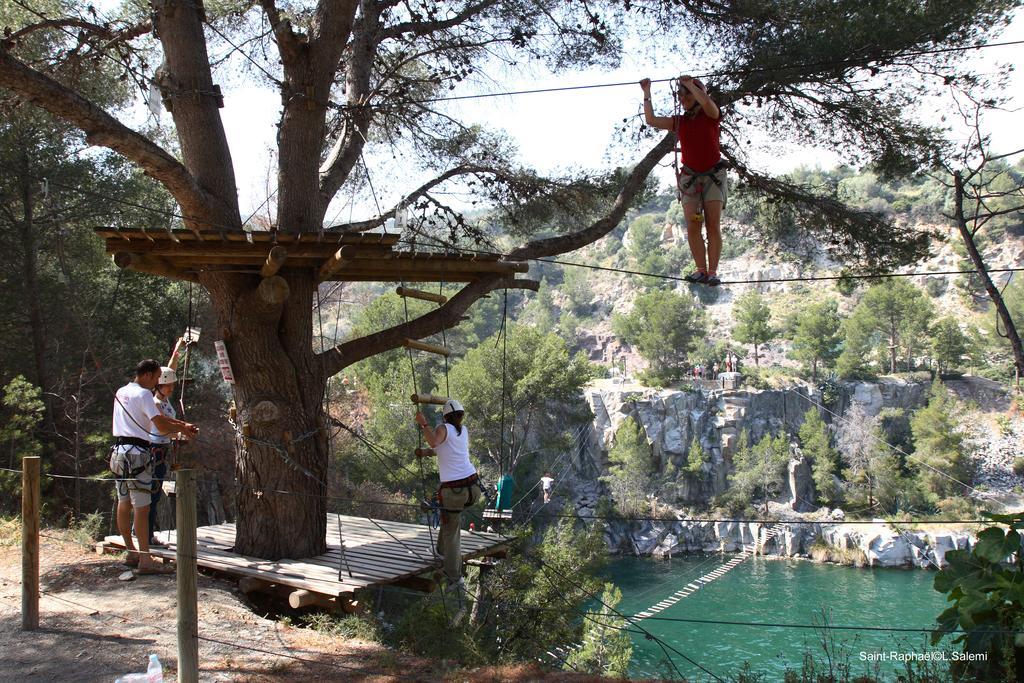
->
[112,252,200,283]
[104,514,508,598]
[154,529,441,582]
[411,393,448,405]
[323,272,478,283]
[396,287,447,304]
[403,338,450,356]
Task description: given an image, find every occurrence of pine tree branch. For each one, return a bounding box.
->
[0,47,217,229]
[320,275,539,377]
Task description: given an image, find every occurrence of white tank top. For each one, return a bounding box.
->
[434,423,476,483]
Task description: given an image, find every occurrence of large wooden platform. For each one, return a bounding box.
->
[101,514,507,603]
[94,227,528,283]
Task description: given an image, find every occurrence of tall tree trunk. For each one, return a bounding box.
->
[204,271,329,559]
[18,151,54,435]
[953,172,1024,384]
[753,343,760,368]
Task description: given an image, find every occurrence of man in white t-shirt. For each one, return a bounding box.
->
[111,359,198,574]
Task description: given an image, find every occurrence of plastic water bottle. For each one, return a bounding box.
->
[147,654,163,682]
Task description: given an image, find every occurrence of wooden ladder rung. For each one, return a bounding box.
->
[396,286,448,304]
[415,447,435,458]
[403,338,450,356]
[411,393,449,405]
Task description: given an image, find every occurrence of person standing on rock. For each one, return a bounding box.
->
[640,75,727,286]
[414,399,482,594]
[111,359,198,574]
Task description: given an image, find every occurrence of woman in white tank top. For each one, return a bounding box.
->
[415,399,482,594]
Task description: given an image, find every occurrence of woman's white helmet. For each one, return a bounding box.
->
[442,399,464,415]
[158,366,178,385]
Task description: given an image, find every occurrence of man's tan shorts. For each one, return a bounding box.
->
[109,444,153,508]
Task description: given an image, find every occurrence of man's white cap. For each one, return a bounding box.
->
[442,399,464,415]
[158,366,178,385]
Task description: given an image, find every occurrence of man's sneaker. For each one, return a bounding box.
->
[706,274,722,287]
[684,271,709,284]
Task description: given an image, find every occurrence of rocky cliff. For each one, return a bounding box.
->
[603,513,975,569]
[559,376,1009,568]
[580,376,934,508]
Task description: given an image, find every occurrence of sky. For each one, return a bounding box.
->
[152,10,1024,223]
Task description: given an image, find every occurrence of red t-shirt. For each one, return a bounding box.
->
[673,112,721,173]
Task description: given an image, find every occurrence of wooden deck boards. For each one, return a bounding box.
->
[93,227,526,284]
[102,514,506,598]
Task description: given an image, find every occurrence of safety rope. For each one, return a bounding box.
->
[358,149,453,619]
[496,290,510,477]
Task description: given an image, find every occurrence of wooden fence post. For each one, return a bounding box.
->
[176,468,199,683]
[21,456,40,631]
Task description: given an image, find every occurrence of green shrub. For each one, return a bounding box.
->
[68,512,105,547]
[1013,458,1024,477]
[303,612,383,642]
[808,538,868,567]
[996,415,1014,437]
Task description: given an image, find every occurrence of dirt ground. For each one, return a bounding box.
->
[0,534,614,682]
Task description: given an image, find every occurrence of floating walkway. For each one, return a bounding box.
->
[101,514,507,609]
[629,523,784,622]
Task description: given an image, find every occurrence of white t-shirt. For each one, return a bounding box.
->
[151,396,177,444]
[112,382,161,441]
[540,476,554,491]
[434,423,477,483]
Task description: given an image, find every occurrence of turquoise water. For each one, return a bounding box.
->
[602,555,951,681]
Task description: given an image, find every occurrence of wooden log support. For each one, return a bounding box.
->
[257,275,290,304]
[260,246,288,278]
[403,338,450,356]
[21,456,40,631]
[318,245,358,281]
[414,447,435,458]
[396,286,447,304]
[112,252,199,283]
[288,589,340,610]
[411,393,448,405]
[176,469,199,683]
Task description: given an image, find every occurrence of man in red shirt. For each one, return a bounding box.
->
[641,75,727,286]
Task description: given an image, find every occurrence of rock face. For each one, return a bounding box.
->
[568,376,990,568]
[788,449,816,512]
[605,517,976,568]
[582,377,933,509]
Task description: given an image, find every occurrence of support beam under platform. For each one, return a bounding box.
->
[101,514,507,603]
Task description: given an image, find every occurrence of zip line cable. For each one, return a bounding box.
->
[4,467,1007,528]
[15,513,1023,639]
[6,466,1015,679]
[34,173,1024,290]
[357,148,453,621]
[10,0,1022,110]
[343,38,1024,109]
